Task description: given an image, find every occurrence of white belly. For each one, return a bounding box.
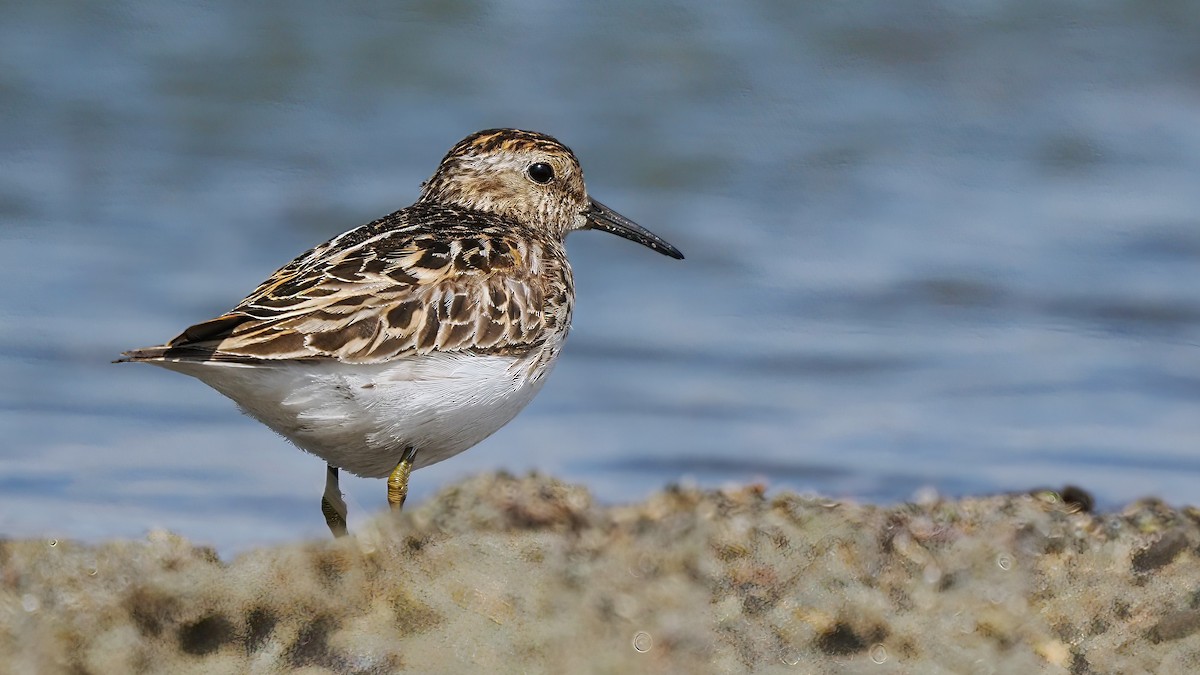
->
[156,351,553,477]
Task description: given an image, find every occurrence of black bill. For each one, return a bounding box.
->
[586,199,684,260]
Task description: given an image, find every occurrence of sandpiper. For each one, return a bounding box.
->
[118,129,683,536]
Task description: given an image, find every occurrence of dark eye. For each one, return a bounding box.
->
[527,162,555,184]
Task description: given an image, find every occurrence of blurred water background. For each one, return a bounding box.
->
[2,1,1199,552]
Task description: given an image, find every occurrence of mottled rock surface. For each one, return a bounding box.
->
[2,473,1199,674]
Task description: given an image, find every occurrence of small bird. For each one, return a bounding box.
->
[118,129,683,537]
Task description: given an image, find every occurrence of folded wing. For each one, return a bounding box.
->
[120,217,547,365]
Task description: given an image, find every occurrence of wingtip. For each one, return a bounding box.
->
[115,346,168,363]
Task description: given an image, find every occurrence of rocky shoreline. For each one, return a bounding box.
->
[3,472,1199,673]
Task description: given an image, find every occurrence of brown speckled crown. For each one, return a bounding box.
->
[436,128,581,162]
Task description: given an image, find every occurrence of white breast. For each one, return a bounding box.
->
[156,349,554,478]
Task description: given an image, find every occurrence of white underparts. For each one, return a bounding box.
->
[155,350,553,478]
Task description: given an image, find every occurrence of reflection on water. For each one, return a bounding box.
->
[1,1,1198,551]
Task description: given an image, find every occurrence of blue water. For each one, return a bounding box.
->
[2,1,1199,551]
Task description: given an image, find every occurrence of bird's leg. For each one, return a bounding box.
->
[321,465,349,538]
[387,446,419,512]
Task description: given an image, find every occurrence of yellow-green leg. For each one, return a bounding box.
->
[321,465,348,538]
[387,446,419,512]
